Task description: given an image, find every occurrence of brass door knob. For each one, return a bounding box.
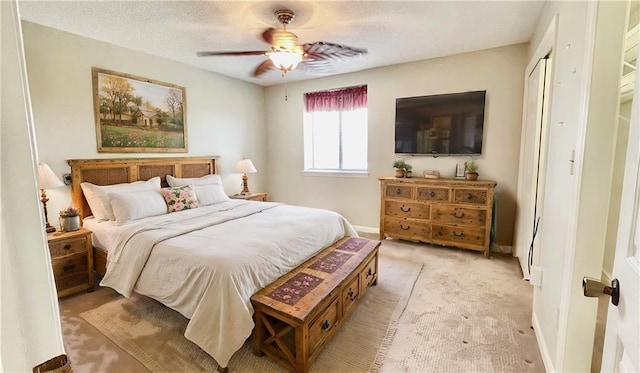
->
[582,277,619,306]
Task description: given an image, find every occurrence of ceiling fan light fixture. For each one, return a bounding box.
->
[268,50,303,73]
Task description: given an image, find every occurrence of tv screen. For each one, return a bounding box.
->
[395,90,486,155]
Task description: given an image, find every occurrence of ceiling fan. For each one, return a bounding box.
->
[196,9,367,77]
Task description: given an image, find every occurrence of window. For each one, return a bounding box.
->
[303,85,368,173]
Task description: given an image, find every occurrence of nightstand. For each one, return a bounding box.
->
[230,192,268,202]
[47,228,94,298]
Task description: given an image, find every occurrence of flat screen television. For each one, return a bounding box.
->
[395,90,486,155]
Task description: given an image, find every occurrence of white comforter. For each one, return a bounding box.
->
[100,200,356,366]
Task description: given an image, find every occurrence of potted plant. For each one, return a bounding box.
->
[393,159,407,178]
[465,159,479,181]
[59,206,81,232]
[404,163,413,178]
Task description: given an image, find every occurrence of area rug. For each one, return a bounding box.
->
[80,255,422,372]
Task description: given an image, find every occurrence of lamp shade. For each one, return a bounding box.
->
[234,159,257,174]
[37,163,64,189]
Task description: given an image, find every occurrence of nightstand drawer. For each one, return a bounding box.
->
[48,236,88,258]
[52,252,88,280]
[55,273,89,294]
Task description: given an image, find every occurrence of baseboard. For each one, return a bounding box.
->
[491,243,513,254]
[353,225,379,234]
[601,269,612,283]
[532,311,555,372]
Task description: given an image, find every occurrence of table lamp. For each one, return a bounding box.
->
[234,159,257,195]
[37,163,64,233]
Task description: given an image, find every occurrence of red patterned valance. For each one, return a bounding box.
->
[304,85,367,112]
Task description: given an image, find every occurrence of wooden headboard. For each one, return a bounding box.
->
[67,156,220,220]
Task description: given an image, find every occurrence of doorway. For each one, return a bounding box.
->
[591,1,638,370]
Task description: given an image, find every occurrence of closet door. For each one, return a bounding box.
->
[515,56,552,277]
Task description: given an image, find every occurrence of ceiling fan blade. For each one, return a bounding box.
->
[253,59,275,77]
[299,59,335,74]
[303,41,367,62]
[197,51,268,57]
[261,28,276,45]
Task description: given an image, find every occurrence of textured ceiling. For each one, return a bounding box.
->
[18,1,545,87]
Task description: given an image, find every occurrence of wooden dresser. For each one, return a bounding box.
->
[379,177,496,256]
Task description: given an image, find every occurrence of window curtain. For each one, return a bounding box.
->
[304,85,367,112]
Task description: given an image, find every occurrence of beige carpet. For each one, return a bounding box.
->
[79,255,423,372]
[377,238,544,372]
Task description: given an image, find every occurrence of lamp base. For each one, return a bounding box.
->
[241,174,250,195]
[45,224,56,233]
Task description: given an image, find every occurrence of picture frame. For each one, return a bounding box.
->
[455,162,466,178]
[92,67,187,153]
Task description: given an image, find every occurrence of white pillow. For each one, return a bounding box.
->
[166,174,222,187]
[80,177,161,221]
[191,184,230,206]
[109,190,167,224]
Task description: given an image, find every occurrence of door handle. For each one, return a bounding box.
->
[582,277,619,306]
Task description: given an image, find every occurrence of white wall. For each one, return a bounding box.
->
[265,44,527,246]
[21,22,267,224]
[526,1,627,371]
[1,2,65,370]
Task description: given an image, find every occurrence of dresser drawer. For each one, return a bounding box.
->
[342,275,360,316]
[385,185,413,199]
[385,201,430,219]
[431,205,486,226]
[431,225,485,246]
[384,219,430,240]
[416,187,450,202]
[48,236,88,258]
[309,297,340,356]
[453,188,488,205]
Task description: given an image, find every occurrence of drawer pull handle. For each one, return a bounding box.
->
[321,320,331,331]
[63,263,75,272]
[400,224,410,231]
[347,288,356,301]
[395,188,402,195]
[367,268,373,277]
[429,191,436,197]
[467,193,473,200]
[400,205,411,212]
[452,212,465,219]
[453,231,465,238]
[63,244,72,250]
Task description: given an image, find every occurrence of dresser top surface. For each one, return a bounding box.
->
[379,177,497,187]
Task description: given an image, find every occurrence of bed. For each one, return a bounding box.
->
[67,156,357,370]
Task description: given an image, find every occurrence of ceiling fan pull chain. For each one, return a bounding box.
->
[284,77,289,101]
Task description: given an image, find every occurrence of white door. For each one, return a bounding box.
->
[600,46,640,372]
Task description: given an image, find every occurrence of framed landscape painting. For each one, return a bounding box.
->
[92,67,187,153]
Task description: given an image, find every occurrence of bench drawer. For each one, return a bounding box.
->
[361,255,377,291]
[308,297,339,356]
[342,275,360,316]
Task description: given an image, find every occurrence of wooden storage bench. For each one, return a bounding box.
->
[251,237,380,373]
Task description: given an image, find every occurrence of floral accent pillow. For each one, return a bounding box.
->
[160,185,199,213]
